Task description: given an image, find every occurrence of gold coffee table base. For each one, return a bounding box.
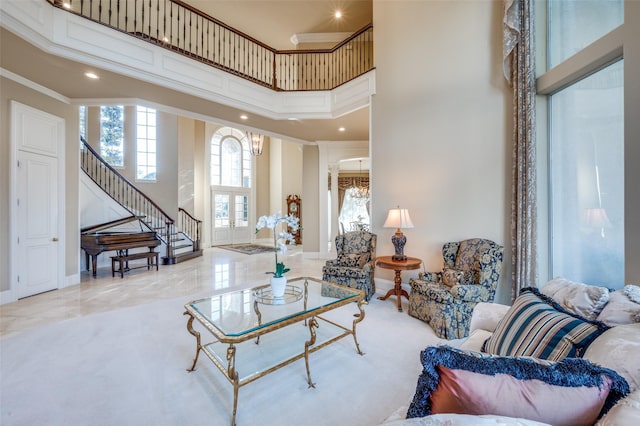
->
[183,277,365,426]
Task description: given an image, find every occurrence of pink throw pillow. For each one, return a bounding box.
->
[431,366,611,426]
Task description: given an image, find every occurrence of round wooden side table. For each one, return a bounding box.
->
[376,256,422,312]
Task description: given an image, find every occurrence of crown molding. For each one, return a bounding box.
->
[290,32,353,46]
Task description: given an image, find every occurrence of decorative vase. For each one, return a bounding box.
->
[270,276,287,298]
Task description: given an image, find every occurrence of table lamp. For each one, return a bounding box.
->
[383,206,414,261]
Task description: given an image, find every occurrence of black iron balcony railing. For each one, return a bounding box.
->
[48,0,373,91]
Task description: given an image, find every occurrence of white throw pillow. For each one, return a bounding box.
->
[540,277,609,320]
[597,290,640,326]
[584,323,640,393]
[596,389,640,426]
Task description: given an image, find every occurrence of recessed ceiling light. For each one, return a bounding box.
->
[335,11,342,19]
[84,72,99,79]
[240,114,248,120]
[338,127,346,132]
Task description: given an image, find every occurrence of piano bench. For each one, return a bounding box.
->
[111,251,159,278]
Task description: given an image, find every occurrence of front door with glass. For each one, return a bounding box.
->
[212,190,251,245]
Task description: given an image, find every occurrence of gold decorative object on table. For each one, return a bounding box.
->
[183,277,366,426]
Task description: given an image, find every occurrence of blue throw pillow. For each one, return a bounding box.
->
[407,346,629,424]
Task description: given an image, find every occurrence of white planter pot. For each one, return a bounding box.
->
[270,276,287,298]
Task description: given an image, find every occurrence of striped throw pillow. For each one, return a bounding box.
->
[482,287,609,361]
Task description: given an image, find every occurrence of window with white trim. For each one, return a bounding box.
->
[136,106,157,181]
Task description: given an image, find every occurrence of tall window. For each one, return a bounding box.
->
[79,105,87,141]
[550,61,624,287]
[136,106,157,181]
[542,1,624,287]
[210,127,251,187]
[548,0,623,69]
[100,105,124,167]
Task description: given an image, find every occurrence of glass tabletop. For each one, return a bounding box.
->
[186,276,362,338]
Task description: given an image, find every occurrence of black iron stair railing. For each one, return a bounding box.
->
[80,137,201,264]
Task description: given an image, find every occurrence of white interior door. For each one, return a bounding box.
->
[211,190,251,245]
[11,101,64,299]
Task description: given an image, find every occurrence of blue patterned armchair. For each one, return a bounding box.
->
[408,238,504,339]
[322,231,377,301]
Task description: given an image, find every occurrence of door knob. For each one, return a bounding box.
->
[52,237,59,242]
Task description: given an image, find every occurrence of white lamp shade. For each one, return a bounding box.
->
[383,208,414,229]
[583,208,612,228]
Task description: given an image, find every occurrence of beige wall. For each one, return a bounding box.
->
[0,76,80,292]
[372,0,512,303]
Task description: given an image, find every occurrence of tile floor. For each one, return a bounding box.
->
[0,246,327,338]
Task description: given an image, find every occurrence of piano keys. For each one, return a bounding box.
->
[81,216,161,277]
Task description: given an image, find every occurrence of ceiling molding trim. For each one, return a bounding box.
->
[0,68,70,104]
[290,32,353,46]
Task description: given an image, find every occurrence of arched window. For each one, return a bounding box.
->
[210,127,251,188]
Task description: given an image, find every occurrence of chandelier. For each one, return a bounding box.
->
[349,160,369,205]
[245,131,264,156]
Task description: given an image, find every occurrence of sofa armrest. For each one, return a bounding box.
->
[468,302,511,334]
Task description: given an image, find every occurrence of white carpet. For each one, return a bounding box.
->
[0,292,445,426]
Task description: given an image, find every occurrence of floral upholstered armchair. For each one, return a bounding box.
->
[408,238,504,339]
[322,231,377,301]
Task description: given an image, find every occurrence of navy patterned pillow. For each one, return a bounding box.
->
[483,287,609,361]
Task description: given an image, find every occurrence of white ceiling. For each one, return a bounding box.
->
[0,1,373,143]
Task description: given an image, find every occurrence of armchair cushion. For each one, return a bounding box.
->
[441,269,473,287]
[337,253,370,268]
[449,284,491,302]
[406,346,629,424]
[418,271,441,283]
[483,287,610,361]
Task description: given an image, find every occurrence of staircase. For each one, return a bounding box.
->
[80,137,202,264]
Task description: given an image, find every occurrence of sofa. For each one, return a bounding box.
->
[383,278,640,426]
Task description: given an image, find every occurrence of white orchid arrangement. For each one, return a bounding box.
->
[256,211,300,278]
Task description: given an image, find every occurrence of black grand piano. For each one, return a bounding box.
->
[81,216,161,277]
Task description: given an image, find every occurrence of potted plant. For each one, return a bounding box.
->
[256,211,300,297]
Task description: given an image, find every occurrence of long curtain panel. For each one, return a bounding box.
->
[504,0,537,300]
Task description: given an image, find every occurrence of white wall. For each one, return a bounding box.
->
[372,0,512,303]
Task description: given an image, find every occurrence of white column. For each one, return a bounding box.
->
[329,164,341,254]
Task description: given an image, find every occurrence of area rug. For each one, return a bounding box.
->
[0,290,444,426]
[217,244,276,255]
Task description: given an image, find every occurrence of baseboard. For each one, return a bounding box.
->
[64,273,80,289]
[0,288,16,305]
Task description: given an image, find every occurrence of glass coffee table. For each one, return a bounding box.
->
[183,276,366,425]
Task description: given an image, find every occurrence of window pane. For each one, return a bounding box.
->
[100,106,124,166]
[215,194,229,227]
[548,0,623,69]
[235,195,248,227]
[136,106,157,181]
[550,60,623,287]
[221,137,242,187]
